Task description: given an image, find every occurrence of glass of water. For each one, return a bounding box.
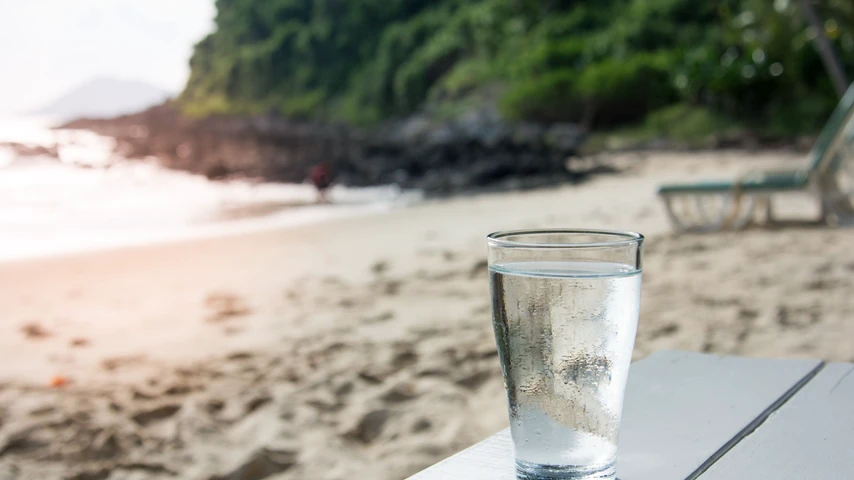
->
[487,229,643,480]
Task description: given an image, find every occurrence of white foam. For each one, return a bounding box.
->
[0,115,421,261]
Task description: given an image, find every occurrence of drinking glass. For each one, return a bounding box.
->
[487,229,643,479]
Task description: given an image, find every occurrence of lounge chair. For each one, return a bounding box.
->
[657,84,854,231]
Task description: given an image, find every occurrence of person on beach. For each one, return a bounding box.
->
[310,161,334,203]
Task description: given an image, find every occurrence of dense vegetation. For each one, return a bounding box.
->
[181,0,854,137]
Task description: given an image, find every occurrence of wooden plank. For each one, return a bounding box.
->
[407,351,822,480]
[698,362,854,480]
[616,352,822,480]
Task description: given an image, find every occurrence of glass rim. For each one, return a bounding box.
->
[487,228,644,249]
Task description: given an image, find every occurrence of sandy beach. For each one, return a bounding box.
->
[1,149,853,480]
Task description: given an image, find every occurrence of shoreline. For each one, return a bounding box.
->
[0,197,402,265]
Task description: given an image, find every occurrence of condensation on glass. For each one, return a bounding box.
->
[488,229,643,480]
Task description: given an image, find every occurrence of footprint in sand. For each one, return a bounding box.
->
[204,398,226,415]
[455,370,494,390]
[649,323,680,338]
[245,394,273,414]
[412,418,432,433]
[101,355,146,372]
[209,447,297,480]
[346,409,391,443]
[204,291,252,323]
[469,259,488,278]
[20,321,51,339]
[381,383,419,403]
[364,311,395,324]
[378,279,401,296]
[131,404,182,427]
[371,260,389,275]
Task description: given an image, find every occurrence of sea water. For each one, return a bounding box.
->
[489,261,641,479]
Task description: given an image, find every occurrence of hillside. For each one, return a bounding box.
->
[180,0,853,138]
[34,78,170,120]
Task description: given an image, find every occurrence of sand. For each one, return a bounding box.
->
[1,149,852,480]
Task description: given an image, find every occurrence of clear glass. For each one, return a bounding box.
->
[487,229,643,480]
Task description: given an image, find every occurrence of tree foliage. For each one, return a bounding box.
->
[181,0,854,132]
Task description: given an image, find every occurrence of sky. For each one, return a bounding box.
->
[0,0,216,113]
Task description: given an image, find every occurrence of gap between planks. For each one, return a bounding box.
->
[682,361,827,480]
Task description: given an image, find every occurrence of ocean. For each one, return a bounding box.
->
[0,115,417,262]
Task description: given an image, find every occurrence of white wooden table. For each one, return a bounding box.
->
[408,350,854,480]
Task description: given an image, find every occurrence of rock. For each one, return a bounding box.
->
[131,404,181,426]
[61,103,586,194]
[0,142,59,159]
[346,409,390,443]
[546,123,586,153]
[208,447,297,480]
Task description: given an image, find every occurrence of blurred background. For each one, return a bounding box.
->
[0,1,852,479]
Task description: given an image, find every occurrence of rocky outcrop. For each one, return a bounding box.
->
[0,142,58,159]
[62,104,586,193]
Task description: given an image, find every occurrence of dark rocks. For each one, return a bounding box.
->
[0,142,59,159]
[62,103,586,194]
[356,109,581,193]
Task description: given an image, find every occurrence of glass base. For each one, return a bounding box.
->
[515,459,615,480]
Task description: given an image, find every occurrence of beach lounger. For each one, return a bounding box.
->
[657,84,854,231]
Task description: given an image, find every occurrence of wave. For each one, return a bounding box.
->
[0,115,421,261]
